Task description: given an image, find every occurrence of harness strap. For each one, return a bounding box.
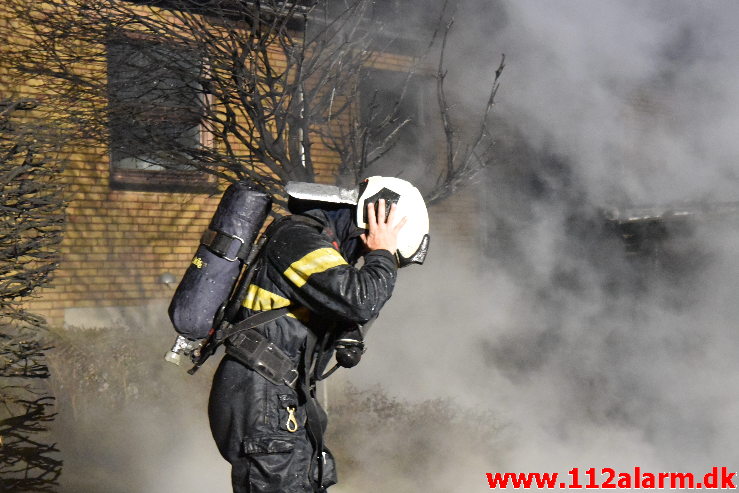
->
[216,307,290,342]
[189,307,293,378]
[220,307,300,387]
[301,328,325,489]
[280,213,331,488]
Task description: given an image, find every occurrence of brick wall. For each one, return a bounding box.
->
[26,148,349,329]
[428,182,484,267]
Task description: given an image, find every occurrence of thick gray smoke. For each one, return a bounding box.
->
[344,0,739,490]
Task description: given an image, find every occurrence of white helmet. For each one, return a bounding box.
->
[285,177,430,267]
[356,176,430,267]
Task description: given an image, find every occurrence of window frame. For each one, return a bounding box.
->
[106,33,216,194]
[358,67,432,164]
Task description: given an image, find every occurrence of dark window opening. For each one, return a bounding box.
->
[107,36,214,193]
[358,68,432,172]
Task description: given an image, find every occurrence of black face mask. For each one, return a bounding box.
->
[323,207,365,264]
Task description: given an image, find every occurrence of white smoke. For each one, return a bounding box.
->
[347,0,739,490]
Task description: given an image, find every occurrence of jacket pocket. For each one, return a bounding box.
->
[314,446,338,489]
[242,436,298,492]
[243,435,295,455]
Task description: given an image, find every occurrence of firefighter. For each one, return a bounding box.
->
[208,177,429,493]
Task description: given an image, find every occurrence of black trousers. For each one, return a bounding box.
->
[209,357,336,493]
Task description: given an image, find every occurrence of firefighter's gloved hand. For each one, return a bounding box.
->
[360,199,407,254]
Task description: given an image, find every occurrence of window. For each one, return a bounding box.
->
[364,0,438,53]
[106,36,214,193]
[358,68,432,170]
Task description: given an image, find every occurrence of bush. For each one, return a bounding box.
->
[326,384,503,492]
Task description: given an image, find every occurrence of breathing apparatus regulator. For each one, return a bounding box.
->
[165,176,430,375]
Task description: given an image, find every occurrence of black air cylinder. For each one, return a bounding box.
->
[168,181,272,339]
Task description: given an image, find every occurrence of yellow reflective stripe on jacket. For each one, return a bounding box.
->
[283,247,347,288]
[241,284,309,321]
[243,284,291,311]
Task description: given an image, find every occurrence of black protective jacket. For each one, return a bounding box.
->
[208,208,397,493]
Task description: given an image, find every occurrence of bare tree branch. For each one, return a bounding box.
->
[4,0,504,206]
[0,100,65,492]
[425,11,505,205]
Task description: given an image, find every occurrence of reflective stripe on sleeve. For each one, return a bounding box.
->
[283,247,348,288]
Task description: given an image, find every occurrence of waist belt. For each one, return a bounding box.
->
[219,307,299,387]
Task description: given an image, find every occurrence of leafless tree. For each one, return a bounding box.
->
[0,100,65,491]
[428,13,505,204]
[3,0,503,206]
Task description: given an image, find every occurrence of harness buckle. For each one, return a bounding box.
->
[201,229,245,262]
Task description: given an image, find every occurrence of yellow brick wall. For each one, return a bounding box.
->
[428,182,483,267]
[27,141,347,328]
[28,150,223,326]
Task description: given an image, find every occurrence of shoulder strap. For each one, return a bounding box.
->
[187,307,291,375]
[220,214,298,324]
[215,307,290,342]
